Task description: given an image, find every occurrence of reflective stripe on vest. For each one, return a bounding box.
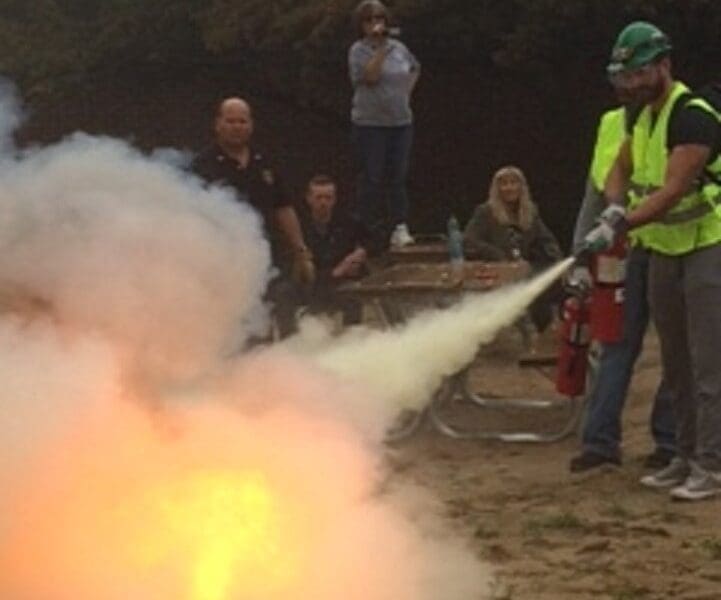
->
[627,182,720,224]
[628,81,721,255]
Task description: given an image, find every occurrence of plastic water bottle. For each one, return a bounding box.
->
[447,215,464,270]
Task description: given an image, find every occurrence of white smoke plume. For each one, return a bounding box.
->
[0,132,271,386]
[0,84,572,599]
[0,78,22,154]
[0,337,488,599]
[283,260,572,438]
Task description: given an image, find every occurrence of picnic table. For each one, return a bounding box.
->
[338,259,582,442]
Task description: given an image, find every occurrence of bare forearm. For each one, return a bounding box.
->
[408,68,420,93]
[626,144,711,228]
[603,141,632,205]
[362,46,390,84]
[604,165,629,206]
[332,246,367,278]
[348,246,367,262]
[626,187,684,227]
[275,206,306,252]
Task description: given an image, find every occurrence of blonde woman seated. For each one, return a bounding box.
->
[464,165,563,333]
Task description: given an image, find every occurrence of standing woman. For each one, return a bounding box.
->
[348,0,420,249]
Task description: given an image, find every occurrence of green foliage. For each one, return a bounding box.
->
[701,537,721,560]
[0,0,207,95]
[607,584,650,600]
[1,0,720,102]
[523,510,587,537]
[601,501,633,520]
[0,1,89,95]
[195,0,352,53]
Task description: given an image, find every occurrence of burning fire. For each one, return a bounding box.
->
[0,87,498,597]
[0,389,321,600]
[127,469,300,600]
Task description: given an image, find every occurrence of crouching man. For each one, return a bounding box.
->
[298,174,370,325]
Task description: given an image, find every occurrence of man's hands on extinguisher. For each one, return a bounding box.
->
[582,203,629,254]
[564,264,592,294]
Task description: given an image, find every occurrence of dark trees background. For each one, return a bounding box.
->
[3,0,720,248]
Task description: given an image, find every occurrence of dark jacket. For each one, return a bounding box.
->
[463,203,562,272]
[299,209,370,285]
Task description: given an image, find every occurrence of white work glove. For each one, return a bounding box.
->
[565,265,592,292]
[582,204,628,253]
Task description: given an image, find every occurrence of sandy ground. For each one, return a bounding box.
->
[387,327,721,600]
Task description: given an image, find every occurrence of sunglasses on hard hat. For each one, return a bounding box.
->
[607,62,657,87]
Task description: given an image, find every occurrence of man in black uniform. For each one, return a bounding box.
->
[298,174,370,325]
[193,97,313,337]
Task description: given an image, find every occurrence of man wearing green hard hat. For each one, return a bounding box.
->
[581,21,721,501]
[606,21,672,92]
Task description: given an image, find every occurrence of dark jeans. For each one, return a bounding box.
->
[266,274,303,339]
[352,124,413,245]
[581,246,676,459]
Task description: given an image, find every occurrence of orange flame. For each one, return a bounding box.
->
[134,469,299,600]
[0,400,314,600]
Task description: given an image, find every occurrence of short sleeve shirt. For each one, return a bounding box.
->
[668,102,720,160]
[348,38,420,126]
[191,144,290,233]
[299,209,370,277]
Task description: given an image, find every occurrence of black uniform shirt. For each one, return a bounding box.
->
[299,209,370,282]
[192,144,290,235]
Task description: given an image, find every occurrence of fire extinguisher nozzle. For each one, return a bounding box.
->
[572,245,593,267]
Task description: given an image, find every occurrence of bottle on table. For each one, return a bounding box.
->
[447,214,464,272]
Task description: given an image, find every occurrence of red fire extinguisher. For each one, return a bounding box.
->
[556,293,591,397]
[589,236,627,343]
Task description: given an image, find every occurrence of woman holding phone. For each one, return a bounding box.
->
[348,0,420,250]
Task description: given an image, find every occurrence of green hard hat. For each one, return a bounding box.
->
[607,21,671,75]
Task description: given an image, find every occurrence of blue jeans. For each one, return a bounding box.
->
[581,246,676,459]
[352,124,413,240]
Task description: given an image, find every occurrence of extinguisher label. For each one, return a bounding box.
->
[596,256,626,284]
[615,287,625,304]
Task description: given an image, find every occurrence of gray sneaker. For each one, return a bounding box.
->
[640,457,690,489]
[670,463,721,501]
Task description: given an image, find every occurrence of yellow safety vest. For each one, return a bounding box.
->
[628,81,721,255]
[590,107,627,191]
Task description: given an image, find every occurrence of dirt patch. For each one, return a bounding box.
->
[388,328,721,600]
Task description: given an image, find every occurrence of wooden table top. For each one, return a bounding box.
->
[387,240,449,263]
[387,236,487,264]
[338,261,529,297]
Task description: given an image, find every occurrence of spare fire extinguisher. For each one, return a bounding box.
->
[589,236,627,343]
[556,292,591,397]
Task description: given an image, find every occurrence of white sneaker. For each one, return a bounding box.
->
[670,462,721,501]
[640,457,690,489]
[390,223,415,247]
